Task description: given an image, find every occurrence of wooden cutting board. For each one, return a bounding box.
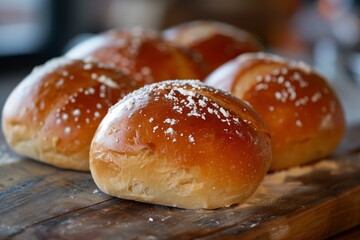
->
[1,133,360,239]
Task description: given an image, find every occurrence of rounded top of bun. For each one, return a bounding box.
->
[66,28,210,85]
[163,20,262,70]
[90,80,271,209]
[2,58,140,170]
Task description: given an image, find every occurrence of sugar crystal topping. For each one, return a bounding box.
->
[97,29,169,84]
[47,59,131,136]
[242,53,336,129]
[111,80,261,144]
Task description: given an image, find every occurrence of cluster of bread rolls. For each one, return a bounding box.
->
[2,20,345,209]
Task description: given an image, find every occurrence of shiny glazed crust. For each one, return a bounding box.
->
[90,80,271,209]
[2,58,140,171]
[206,53,345,170]
[163,20,262,70]
[66,28,210,85]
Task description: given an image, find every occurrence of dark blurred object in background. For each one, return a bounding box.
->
[0,0,53,69]
[0,0,108,70]
[0,0,50,56]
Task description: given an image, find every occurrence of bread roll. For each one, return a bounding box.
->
[2,58,140,171]
[90,80,271,209]
[205,53,345,170]
[163,20,262,71]
[66,28,209,85]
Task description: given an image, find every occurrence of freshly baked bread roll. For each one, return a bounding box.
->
[2,58,140,171]
[66,28,209,85]
[162,20,262,71]
[205,53,345,170]
[90,80,271,209]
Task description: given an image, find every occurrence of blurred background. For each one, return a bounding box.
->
[0,0,360,130]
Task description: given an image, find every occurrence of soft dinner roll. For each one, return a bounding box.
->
[163,20,262,71]
[2,58,140,171]
[205,53,345,170]
[90,80,271,209]
[66,28,209,85]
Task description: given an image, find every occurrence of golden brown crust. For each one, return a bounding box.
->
[66,28,210,85]
[90,80,272,209]
[2,58,140,171]
[205,53,345,170]
[163,20,263,70]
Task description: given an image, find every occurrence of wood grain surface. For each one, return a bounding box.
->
[0,128,360,240]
